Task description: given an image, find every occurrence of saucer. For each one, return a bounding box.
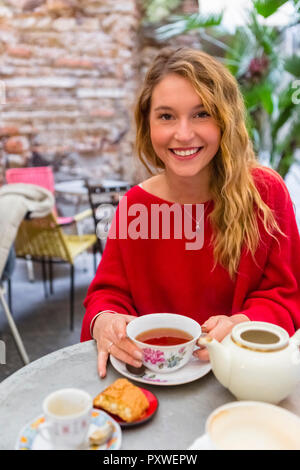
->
[188,433,214,450]
[110,354,211,386]
[15,408,122,450]
[94,387,159,428]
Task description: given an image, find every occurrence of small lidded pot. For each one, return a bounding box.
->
[126,313,202,374]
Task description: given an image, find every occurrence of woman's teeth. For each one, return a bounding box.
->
[171,147,202,156]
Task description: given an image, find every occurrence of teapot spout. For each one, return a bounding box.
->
[198,335,231,389]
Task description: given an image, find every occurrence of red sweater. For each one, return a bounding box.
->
[81,167,300,341]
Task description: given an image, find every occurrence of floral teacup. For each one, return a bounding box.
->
[126,313,202,374]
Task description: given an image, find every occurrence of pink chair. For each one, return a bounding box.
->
[5,166,73,225]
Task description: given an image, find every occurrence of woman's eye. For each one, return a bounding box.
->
[195,111,210,118]
[159,113,173,120]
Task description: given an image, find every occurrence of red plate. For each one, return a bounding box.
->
[96,388,159,428]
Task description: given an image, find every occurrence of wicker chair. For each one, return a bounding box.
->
[14,212,97,330]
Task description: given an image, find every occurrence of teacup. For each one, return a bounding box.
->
[38,388,93,449]
[126,313,201,374]
[189,401,300,450]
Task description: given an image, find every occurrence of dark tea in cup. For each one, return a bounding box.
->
[135,328,193,346]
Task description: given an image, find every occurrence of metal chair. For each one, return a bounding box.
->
[14,212,97,331]
[85,180,132,255]
[0,246,30,365]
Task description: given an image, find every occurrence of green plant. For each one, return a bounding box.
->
[142,0,182,23]
[153,0,300,179]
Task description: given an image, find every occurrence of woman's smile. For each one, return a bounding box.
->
[169,146,204,160]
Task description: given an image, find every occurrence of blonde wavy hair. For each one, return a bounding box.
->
[134,47,285,279]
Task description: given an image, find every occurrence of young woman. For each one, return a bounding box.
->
[81,47,300,378]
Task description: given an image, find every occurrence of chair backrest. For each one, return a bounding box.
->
[5,166,55,193]
[85,180,132,253]
[5,166,58,217]
[14,212,72,264]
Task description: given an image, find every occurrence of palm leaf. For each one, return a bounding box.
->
[155,12,223,41]
[225,27,255,78]
[284,55,300,77]
[253,0,290,18]
[271,85,298,140]
[271,108,300,171]
[247,10,280,56]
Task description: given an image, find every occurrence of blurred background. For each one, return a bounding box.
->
[0,0,299,380]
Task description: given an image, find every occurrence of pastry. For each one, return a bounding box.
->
[93,378,149,422]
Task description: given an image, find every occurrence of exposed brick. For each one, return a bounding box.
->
[6,45,32,58]
[54,57,94,69]
[0,125,20,137]
[88,108,115,118]
[4,136,30,154]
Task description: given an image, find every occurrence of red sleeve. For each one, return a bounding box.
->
[80,211,138,342]
[238,171,300,335]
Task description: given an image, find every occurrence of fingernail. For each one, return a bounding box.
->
[134,351,143,360]
[134,361,142,368]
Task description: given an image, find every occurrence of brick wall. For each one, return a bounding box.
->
[0,0,142,184]
[0,0,201,185]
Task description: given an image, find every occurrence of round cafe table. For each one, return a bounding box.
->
[1,340,300,450]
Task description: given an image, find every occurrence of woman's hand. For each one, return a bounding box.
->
[93,312,143,378]
[194,314,250,361]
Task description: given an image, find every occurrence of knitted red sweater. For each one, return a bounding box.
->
[81,167,300,341]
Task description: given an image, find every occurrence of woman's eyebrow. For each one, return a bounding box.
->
[153,104,205,112]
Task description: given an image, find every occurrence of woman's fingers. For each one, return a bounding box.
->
[97,349,109,378]
[117,336,143,361]
[97,338,142,378]
[193,348,210,361]
[110,343,143,369]
[111,317,143,359]
[208,318,235,343]
[112,314,138,341]
[202,315,224,332]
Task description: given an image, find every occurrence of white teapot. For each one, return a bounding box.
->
[198,321,300,404]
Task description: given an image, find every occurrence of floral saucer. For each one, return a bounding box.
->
[110,354,211,386]
[15,409,122,450]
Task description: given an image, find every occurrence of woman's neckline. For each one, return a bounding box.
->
[137,183,213,207]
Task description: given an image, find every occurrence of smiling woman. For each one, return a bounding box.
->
[149,73,221,196]
[81,47,300,379]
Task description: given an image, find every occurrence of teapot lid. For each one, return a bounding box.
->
[231,322,289,352]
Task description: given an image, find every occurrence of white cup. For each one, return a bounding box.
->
[189,401,300,450]
[38,388,93,449]
[127,313,201,374]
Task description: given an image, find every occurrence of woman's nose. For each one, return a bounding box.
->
[174,120,195,142]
